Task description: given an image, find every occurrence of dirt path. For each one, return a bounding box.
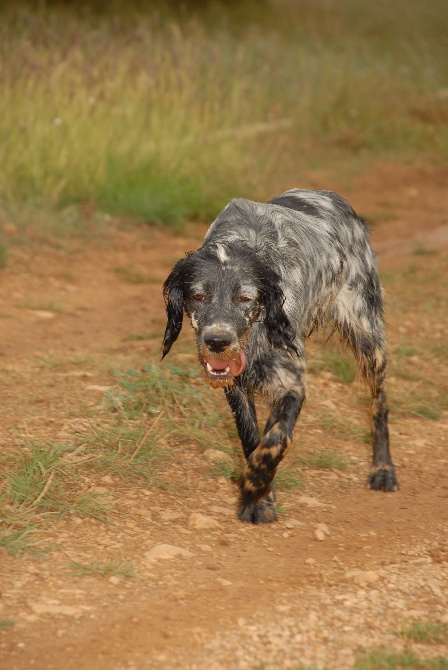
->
[1,162,448,670]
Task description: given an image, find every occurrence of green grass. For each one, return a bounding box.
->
[113,266,160,285]
[322,350,357,384]
[68,560,135,578]
[0,620,15,629]
[355,649,448,670]
[0,0,447,229]
[399,621,448,644]
[20,300,62,312]
[298,448,348,471]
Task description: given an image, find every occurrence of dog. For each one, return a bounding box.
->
[162,188,399,523]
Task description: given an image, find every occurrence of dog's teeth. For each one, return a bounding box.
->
[205,362,231,377]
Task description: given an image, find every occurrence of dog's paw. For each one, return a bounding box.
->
[237,491,278,524]
[368,464,400,492]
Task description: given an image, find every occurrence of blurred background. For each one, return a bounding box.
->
[1,0,447,235]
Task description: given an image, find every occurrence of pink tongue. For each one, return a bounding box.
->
[208,351,246,377]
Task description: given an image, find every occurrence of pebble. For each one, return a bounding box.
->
[188,512,221,530]
[315,523,330,536]
[144,544,194,562]
[345,570,380,586]
[298,495,325,508]
[284,519,302,529]
[314,529,326,542]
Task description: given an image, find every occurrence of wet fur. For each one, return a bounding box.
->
[163,188,399,523]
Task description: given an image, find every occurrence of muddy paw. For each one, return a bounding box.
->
[368,465,400,492]
[237,491,278,524]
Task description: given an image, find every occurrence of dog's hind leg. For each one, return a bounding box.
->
[237,384,305,523]
[335,276,400,492]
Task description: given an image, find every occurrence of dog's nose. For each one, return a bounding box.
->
[204,334,232,353]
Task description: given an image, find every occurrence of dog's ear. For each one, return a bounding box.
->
[259,267,297,354]
[162,256,192,359]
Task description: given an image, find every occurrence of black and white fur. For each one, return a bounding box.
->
[162,189,399,524]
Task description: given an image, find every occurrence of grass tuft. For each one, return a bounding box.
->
[68,560,135,578]
[355,648,448,670]
[299,448,348,471]
[398,621,448,644]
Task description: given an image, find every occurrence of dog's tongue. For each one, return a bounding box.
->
[208,351,246,377]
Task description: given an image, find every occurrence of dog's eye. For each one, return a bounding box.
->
[193,294,205,301]
[237,296,251,303]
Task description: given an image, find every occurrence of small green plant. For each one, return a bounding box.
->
[413,246,437,256]
[322,350,357,384]
[0,242,8,268]
[113,266,160,284]
[0,620,15,629]
[355,649,448,670]
[299,448,348,470]
[316,412,370,444]
[68,560,135,578]
[211,460,240,482]
[275,467,303,491]
[399,621,448,644]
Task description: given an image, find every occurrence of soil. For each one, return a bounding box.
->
[1,161,448,670]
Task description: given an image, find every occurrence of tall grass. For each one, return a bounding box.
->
[0,0,447,227]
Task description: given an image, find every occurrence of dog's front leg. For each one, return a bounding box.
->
[238,390,304,524]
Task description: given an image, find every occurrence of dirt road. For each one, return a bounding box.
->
[1,162,447,669]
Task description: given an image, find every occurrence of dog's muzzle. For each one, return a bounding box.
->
[199,349,247,388]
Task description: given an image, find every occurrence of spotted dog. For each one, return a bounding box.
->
[162,189,399,523]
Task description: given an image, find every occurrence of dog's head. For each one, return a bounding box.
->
[162,242,296,388]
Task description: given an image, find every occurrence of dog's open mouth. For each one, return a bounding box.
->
[200,351,246,386]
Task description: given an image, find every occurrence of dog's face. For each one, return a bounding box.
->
[162,242,296,388]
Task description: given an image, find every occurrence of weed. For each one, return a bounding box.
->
[123,331,152,342]
[113,266,160,284]
[20,301,62,313]
[0,620,15,629]
[275,467,303,491]
[315,413,370,445]
[0,440,110,554]
[211,460,240,482]
[85,422,164,483]
[355,649,448,669]
[299,448,348,470]
[0,242,8,268]
[398,621,448,644]
[68,560,135,578]
[413,246,437,256]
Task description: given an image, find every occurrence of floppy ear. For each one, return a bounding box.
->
[162,257,191,359]
[258,267,297,354]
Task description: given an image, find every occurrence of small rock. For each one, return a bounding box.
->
[216,578,232,586]
[108,576,121,585]
[284,519,302,529]
[315,523,330,536]
[305,558,316,565]
[197,544,212,552]
[188,513,220,530]
[345,570,380,586]
[31,310,55,320]
[298,495,325,508]
[203,449,233,464]
[314,529,326,542]
[144,544,194,562]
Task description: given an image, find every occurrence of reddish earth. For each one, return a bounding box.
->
[0,161,447,669]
